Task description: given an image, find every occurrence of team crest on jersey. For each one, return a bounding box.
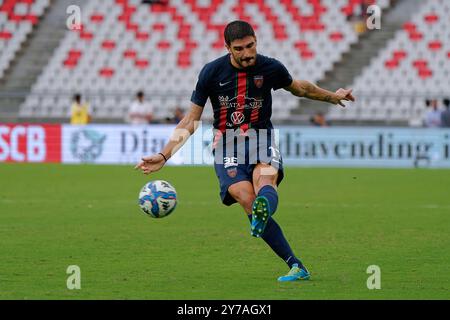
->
[227,167,238,178]
[254,75,264,88]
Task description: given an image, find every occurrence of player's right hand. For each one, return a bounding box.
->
[134,154,166,175]
[333,88,355,107]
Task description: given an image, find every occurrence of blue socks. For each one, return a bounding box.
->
[247,214,304,269]
[247,185,305,269]
[257,185,278,215]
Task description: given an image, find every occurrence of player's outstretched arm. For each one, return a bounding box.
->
[284,79,355,107]
[135,104,203,175]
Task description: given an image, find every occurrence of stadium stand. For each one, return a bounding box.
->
[19,0,392,122]
[329,0,450,125]
[0,0,49,79]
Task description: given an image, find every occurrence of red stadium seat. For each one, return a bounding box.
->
[172,14,185,24]
[136,32,149,41]
[0,31,12,39]
[341,6,353,16]
[99,68,115,78]
[392,50,407,60]
[294,41,309,50]
[409,32,423,41]
[424,14,439,24]
[68,50,82,58]
[329,32,344,42]
[7,14,23,22]
[90,14,104,23]
[25,14,39,25]
[402,22,416,32]
[135,59,149,69]
[413,59,428,68]
[126,22,139,32]
[63,49,83,69]
[63,60,77,68]
[123,50,137,59]
[428,41,442,51]
[80,31,94,40]
[301,50,315,59]
[157,41,171,50]
[184,41,198,49]
[177,26,191,40]
[177,56,191,68]
[152,23,165,31]
[418,69,433,79]
[385,60,399,69]
[212,40,224,49]
[101,40,116,50]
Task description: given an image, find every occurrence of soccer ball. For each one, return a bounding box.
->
[138,180,177,218]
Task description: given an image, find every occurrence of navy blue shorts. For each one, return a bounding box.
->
[213,130,284,206]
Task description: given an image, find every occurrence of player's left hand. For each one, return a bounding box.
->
[333,88,355,107]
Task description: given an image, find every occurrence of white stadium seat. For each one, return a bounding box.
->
[0,0,49,80]
[21,0,392,121]
[329,0,450,123]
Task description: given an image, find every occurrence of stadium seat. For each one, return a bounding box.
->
[329,0,450,123]
[0,0,49,79]
[21,0,394,121]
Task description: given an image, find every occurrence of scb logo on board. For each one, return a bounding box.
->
[0,124,61,163]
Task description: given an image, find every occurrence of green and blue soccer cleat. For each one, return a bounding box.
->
[277,264,311,282]
[251,196,270,237]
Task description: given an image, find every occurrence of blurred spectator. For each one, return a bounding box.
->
[360,0,372,19]
[70,93,91,125]
[353,21,367,34]
[349,0,374,33]
[310,111,329,127]
[423,99,441,127]
[165,106,185,124]
[142,0,168,4]
[127,91,154,125]
[441,98,450,128]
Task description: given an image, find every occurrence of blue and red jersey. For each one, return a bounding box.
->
[191,54,293,132]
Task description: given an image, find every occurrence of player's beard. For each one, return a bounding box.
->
[241,57,256,68]
[233,54,256,69]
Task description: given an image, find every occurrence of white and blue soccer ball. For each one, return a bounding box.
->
[138,180,177,218]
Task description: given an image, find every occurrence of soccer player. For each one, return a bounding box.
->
[135,21,355,281]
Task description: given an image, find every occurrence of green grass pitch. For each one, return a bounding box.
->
[0,163,449,299]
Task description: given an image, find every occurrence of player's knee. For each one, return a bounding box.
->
[256,164,278,177]
[254,176,277,193]
[253,164,278,192]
